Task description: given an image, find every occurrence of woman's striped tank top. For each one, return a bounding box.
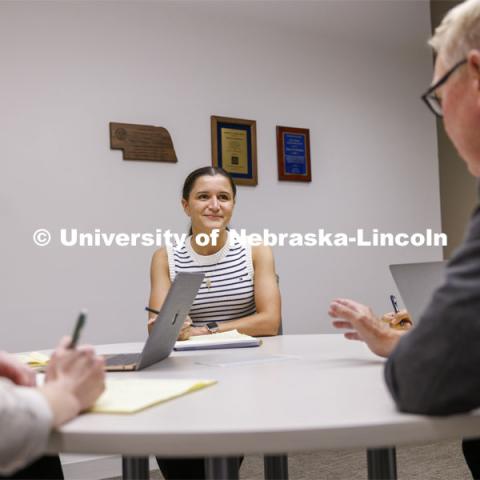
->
[165,232,256,325]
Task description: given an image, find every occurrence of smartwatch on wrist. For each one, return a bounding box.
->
[206,321,219,334]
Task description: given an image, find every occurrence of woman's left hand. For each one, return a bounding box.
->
[177,319,193,341]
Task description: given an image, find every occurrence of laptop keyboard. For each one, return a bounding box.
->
[104,353,140,366]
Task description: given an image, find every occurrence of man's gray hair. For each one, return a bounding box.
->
[430,0,480,65]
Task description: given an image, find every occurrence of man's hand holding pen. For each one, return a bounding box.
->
[381,309,413,330]
[329,295,414,358]
[384,295,413,330]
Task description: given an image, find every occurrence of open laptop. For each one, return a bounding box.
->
[389,261,447,323]
[105,272,204,371]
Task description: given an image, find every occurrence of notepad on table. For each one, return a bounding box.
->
[17,352,50,367]
[90,378,216,414]
[174,329,262,351]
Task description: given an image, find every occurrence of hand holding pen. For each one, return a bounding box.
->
[146,306,193,340]
[39,310,105,427]
[382,295,413,330]
[46,310,100,381]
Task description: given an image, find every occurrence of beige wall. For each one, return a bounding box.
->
[1,1,440,351]
[431,0,478,258]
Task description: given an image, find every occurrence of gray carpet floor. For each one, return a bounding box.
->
[106,440,473,479]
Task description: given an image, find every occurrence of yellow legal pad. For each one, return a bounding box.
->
[17,352,50,367]
[90,379,217,414]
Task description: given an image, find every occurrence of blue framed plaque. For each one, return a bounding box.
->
[211,116,257,186]
[276,126,311,182]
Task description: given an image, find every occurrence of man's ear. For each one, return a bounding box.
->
[467,50,480,90]
[181,198,190,217]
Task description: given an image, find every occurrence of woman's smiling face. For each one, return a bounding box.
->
[182,174,235,233]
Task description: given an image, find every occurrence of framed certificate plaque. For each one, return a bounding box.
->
[276,126,311,182]
[211,115,258,186]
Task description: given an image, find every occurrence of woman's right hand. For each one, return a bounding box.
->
[41,337,105,427]
[177,317,193,341]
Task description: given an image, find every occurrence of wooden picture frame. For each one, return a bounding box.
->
[211,116,258,186]
[276,126,311,182]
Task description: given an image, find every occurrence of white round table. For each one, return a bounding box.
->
[47,334,480,479]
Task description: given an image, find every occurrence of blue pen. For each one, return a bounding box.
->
[390,295,400,314]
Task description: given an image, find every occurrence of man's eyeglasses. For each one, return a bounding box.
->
[421,58,467,117]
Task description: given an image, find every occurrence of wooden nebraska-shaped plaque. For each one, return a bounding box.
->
[110,122,177,163]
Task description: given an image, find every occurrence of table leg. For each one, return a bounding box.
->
[366,447,397,480]
[264,454,289,480]
[205,456,240,480]
[122,456,149,480]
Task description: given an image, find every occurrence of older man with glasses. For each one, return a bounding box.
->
[329,0,480,478]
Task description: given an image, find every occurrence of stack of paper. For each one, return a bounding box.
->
[174,329,262,351]
[17,352,50,367]
[90,378,216,414]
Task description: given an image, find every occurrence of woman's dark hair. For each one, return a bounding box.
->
[182,166,236,201]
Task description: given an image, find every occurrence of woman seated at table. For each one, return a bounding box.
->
[148,166,281,339]
[148,166,281,480]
